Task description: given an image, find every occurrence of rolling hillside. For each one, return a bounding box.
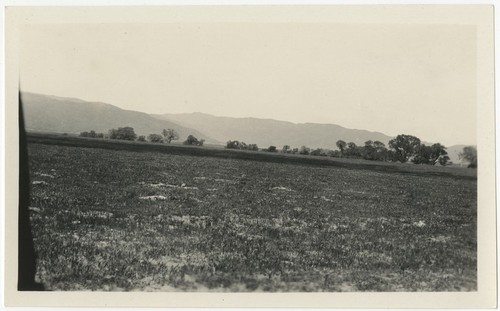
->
[21,93,218,144]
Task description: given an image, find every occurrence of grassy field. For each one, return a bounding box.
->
[27,140,477,291]
[27,133,476,179]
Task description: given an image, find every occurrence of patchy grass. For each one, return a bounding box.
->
[27,143,476,291]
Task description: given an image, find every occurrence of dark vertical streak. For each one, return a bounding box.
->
[18,91,44,291]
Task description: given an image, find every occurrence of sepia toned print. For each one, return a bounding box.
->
[4,5,496,308]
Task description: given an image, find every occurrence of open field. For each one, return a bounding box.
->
[27,133,476,179]
[27,140,477,291]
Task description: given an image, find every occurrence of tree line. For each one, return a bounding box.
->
[226,134,477,168]
[80,129,477,168]
[80,127,204,146]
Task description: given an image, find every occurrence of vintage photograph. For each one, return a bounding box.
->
[4,4,496,308]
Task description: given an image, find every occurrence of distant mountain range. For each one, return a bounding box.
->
[21,92,219,144]
[21,92,467,163]
[155,112,393,150]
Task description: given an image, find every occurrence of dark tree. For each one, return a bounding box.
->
[226,140,257,150]
[459,146,477,168]
[137,135,146,142]
[336,140,347,156]
[438,155,450,166]
[148,133,164,143]
[412,144,432,164]
[372,141,388,161]
[363,140,376,160]
[162,128,179,144]
[373,141,386,150]
[81,130,100,138]
[428,143,448,164]
[388,134,421,163]
[248,144,259,151]
[310,148,323,156]
[282,145,291,153]
[299,146,310,155]
[345,142,361,158]
[184,135,198,145]
[413,143,448,165]
[184,135,204,146]
[267,145,277,152]
[386,150,399,162]
[109,127,137,141]
[226,140,240,149]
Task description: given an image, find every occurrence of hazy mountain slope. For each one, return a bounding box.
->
[21,93,218,143]
[155,112,392,150]
[21,92,467,155]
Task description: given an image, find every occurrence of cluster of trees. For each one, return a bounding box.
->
[334,140,389,160]
[225,134,458,166]
[79,127,204,147]
[281,145,331,156]
[79,130,105,138]
[332,135,451,165]
[412,143,449,165]
[142,128,180,144]
[80,128,476,168]
[226,140,259,151]
[80,127,141,141]
[388,135,451,165]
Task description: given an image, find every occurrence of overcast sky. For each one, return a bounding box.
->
[20,23,476,146]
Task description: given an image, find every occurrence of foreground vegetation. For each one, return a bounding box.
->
[28,141,476,291]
